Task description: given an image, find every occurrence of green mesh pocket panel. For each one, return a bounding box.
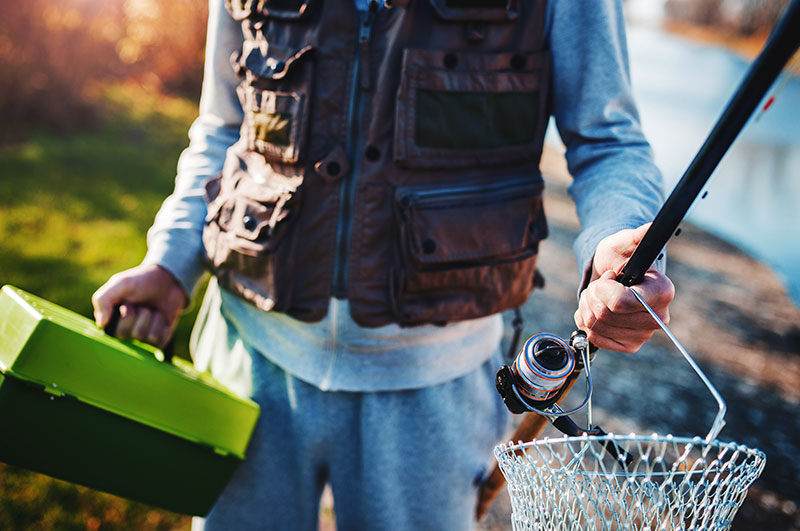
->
[415,89,539,150]
[251,112,292,146]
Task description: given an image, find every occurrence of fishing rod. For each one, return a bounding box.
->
[618,0,800,287]
[496,0,800,425]
[479,1,800,517]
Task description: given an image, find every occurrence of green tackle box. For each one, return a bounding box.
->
[0,285,260,515]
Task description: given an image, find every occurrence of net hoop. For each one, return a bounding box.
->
[494,433,766,531]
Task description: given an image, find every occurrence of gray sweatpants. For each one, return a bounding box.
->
[191,302,511,531]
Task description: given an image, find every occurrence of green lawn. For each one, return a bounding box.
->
[0,83,200,530]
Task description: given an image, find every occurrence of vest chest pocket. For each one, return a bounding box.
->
[394,48,549,170]
[391,177,547,325]
[235,45,313,164]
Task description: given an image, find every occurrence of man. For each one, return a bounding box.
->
[93,0,674,529]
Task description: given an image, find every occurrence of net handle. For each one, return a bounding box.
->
[630,288,726,443]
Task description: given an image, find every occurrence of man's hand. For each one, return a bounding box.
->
[92,264,187,348]
[574,223,674,353]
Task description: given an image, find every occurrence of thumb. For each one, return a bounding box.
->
[629,222,652,243]
[599,269,617,282]
[593,222,654,280]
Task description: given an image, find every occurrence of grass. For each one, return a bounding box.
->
[0,82,201,530]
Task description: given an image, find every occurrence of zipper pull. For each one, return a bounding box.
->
[359,0,378,90]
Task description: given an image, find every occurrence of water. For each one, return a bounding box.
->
[627,26,800,306]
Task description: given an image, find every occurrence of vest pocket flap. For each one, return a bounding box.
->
[400,47,547,74]
[428,0,519,22]
[395,48,549,169]
[217,196,285,249]
[396,178,545,267]
[207,169,301,254]
[239,45,313,81]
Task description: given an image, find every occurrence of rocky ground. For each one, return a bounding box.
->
[475,149,800,530]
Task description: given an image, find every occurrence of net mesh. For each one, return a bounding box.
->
[495,434,766,531]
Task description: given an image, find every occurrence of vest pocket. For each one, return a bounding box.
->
[235,45,313,164]
[394,48,549,170]
[391,177,547,325]
[203,169,301,281]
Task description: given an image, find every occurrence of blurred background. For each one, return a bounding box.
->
[0,0,798,529]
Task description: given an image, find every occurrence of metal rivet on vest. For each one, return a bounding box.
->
[326,161,341,176]
[243,215,257,231]
[443,53,458,69]
[511,54,527,71]
[422,239,437,254]
[365,145,380,161]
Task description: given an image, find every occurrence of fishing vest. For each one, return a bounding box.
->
[203,0,551,327]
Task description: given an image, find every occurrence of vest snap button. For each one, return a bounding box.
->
[326,161,342,176]
[365,145,381,161]
[511,54,527,71]
[422,239,437,254]
[443,53,458,69]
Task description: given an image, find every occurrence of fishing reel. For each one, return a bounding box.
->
[496,330,595,417]
[497,329,633,463]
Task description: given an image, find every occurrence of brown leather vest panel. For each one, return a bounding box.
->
[204,0,550,326]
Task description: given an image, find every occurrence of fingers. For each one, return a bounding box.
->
[113,304,137,338]
[575,269,674,353]
[574,319,656,353]
[111,304,173,348]
[92,274,128,328]
[130,306,153,341]
[145,311,168,347]
[92,264,187,347]
[92,270,147,327]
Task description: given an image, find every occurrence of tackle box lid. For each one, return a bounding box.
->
[0,285,259,459]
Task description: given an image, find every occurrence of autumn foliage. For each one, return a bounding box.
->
[0,0,208,135]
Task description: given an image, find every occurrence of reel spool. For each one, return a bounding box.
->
[511,334,574,403]
[496,331,594,417]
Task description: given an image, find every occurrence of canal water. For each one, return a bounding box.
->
[626,25,800,307]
